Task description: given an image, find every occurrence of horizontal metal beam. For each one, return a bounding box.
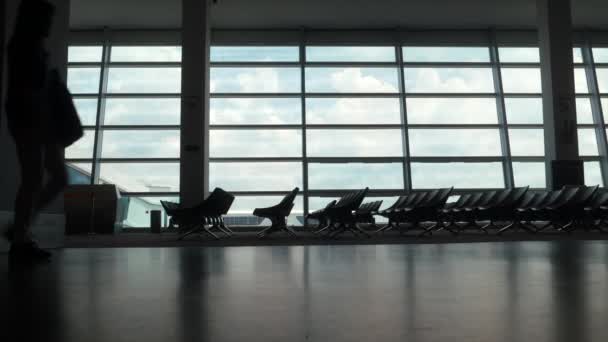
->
[95,158,180,163]
[99,125,181,130]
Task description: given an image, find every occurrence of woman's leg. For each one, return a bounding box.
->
[35,143,68,212]
[13,139,44,243]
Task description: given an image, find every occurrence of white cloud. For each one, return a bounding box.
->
[405,68,494,93]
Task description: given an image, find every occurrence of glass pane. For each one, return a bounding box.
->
[594,68,608,93]
[211,46,299,62]
[406,98,498,124]
[576,97,593,124]
[306,98,401,124]
[509,129,544,156]
[404,68,494,93]
[579,128,599,156]
[411,162,504,189]
[501,68,541,93]
[573,48,584,64]
[211,67,300,93]
[107,68,181,94]
[104,98,181,125]
[110,46,182,62]
[210,98,301,125]
[225,196,304,227]
[504,98,543,124]
[308,163,403,190]
[585,161,603,186]
[73,98,98,126]
[65,129,95,159]
[574,68,589,94]
[209,162,302,191]
[602,98,608,122]
[403,47,490,62]
[306,67,399,93]
[67,67,100,94]
[409,129,502,156]
[66,162,92,185]
[498,47,540,63]
[593,48,608,63]
[68,46,103,63]
[98,163,180,192]
[306,129,403,157]
[120,196,179,228]
[210,130,302,157]
[307,46,395,62]
[100,130,180,158]
[512,162,546,188]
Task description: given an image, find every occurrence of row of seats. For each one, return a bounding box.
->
[311,185,607,237]
[162,185,608,240]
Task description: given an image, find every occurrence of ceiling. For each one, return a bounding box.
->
[69,0,608,30]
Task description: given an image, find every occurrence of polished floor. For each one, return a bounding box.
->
[1,241,608,341]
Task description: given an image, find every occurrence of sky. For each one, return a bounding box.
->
[65,45,607,215]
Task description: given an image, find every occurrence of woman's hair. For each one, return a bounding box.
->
[13,0,56,39]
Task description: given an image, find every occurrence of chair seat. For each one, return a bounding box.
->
[253,207,278,217]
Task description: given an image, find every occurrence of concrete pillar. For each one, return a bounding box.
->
[180,0,210,206]
[537,0,583,189]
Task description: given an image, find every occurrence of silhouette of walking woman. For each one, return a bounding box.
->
[3,0,80,261]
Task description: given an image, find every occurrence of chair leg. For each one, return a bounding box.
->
[328,223,347,238]
[373,221,396,234]
[178,225,201,241]
[314,223,333,235]
[352,224,371,238]
[201,226,220,240]
[535,221,553,233]
[417,222,438,237]
[285,225,298,237]
[257,224,275,238]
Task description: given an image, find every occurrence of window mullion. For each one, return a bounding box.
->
[582,33,608,186]
[489,30,514,188]
[396,36,412,192]
[91,29,111,184]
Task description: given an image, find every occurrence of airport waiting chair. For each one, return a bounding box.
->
[543,185,599,232]
[374,193,418,234]
[171,187,236,240]
[403,187,453,236]
[473,186,529,232]
[325,188,370,238]
[453,190,498,234]
[254,187,300,238]
[314,192,357,235]
[583,190,608,232]
[390,189,439,234]
[514,189,564,232]
[160,200,180,230]
[531,186,585,233]
[354,200,383,227]
[307,200,337,231]
[434,193,474,234]
[203,188,236,236]
[496,190,543,235]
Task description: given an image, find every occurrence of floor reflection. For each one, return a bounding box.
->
[0,241,607,342]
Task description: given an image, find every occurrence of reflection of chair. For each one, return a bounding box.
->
[254,187,299,238]
[163,187,235,240]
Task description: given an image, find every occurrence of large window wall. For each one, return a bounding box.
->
[66,43,181,228]
[68,29,608,227]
